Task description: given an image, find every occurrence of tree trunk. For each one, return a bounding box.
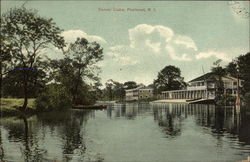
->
[0,62,2,99]
[21,73,28,111]
[73,67,81,104]
[0,73,2,99]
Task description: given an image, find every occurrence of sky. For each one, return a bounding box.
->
[1,1,249,86]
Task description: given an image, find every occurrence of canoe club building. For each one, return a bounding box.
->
[160,73,243,100]
[125,86,154,101]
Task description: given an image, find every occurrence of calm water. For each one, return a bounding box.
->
[0,103,250,162]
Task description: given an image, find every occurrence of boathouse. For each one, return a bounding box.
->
[125,86,154,101]
[161,73,243,100]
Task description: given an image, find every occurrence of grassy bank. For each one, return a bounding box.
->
[0,98,36,117]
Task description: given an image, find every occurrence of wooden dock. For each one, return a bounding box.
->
[187,98,215,104]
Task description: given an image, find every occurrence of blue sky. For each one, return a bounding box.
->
[1,1,249,85]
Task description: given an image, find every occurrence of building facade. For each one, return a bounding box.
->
[125,86,154,101]
[161,73,242,100]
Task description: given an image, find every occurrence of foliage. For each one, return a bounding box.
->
[2,62,48,98]
[211,59,226,102]
[215,94,236,105]
[123,81,138,90]
[67,38,103,103]
[226,52,250,95]
[153,65,186,94]
[243,93,250,105]
[1,7,65,110]
[35,84,72,111]
[50,38,103,105]
[101,79,126,101]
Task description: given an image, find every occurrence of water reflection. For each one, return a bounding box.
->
[150,103,250,145]
[0,110,93,161]
[1,103,250,161]
[106,103,151,119]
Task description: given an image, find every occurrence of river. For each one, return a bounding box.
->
[0,103,250,162]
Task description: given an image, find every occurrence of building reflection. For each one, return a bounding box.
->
[106,103,151,119]
[151,103,250,145]
[105,102,250,145]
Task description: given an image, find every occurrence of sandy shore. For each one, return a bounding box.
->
[151,99,187,103]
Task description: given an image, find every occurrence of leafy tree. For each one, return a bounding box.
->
[104,79,116,101]
[35,83,72,111]
[226,52,250,95]
[123,81,137,90]
[1,7,65,111]
[113,82,125,100]
[3,65,48,98]
[211,59,226,103]
[153,65,186,94]
[0,19,16,98]
[58,37,103,104]
[102,79,125,101]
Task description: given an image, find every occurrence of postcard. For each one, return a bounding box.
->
[1,1,249,162]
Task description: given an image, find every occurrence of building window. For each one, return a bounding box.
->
[233,82,237,85]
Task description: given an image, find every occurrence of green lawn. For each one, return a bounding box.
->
[0,98,36,116]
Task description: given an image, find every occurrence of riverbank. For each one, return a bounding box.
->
[152,99,187,103]
[0,98,36,117]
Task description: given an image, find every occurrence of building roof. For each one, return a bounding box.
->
[189,72,214,83]
[125,86,153,92]
[139,86,153,90]
[189,72,239,83]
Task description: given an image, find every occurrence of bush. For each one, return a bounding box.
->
[243,93,250,106]
[35,84,72,111]
[215,94,236,105]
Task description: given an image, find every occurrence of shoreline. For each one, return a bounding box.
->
[151,99,187,103]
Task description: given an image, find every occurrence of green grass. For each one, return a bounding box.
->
[0,98,36,116]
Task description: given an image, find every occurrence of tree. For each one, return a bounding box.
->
[211,59,226,102]
[226,52,250,95]
[2,62,49,98]
[63,38,103,104]
[102,79,125,101]
[153,65,186,94]
[1,7,65,111]
[123,81,137,90]
[0,20,16,98]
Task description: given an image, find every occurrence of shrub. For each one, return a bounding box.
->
[243,92,250,106]
[215,94,236,105]
[35,84,72,111]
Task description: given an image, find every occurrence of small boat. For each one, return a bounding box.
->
[72,105,107,110]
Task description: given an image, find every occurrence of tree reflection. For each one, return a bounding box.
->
[152,104,182,137]
[37,110,91,161]
[0,128,4,161]
[0,110,92,161]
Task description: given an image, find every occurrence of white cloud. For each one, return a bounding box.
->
[145,39,161,54]
[174,35,198,51]
[128,24,174,49]
[61,30,107,44]
[126,24,197,61]
[106,46,138,65]
[196,51,232,62]
[166,45,192,61]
